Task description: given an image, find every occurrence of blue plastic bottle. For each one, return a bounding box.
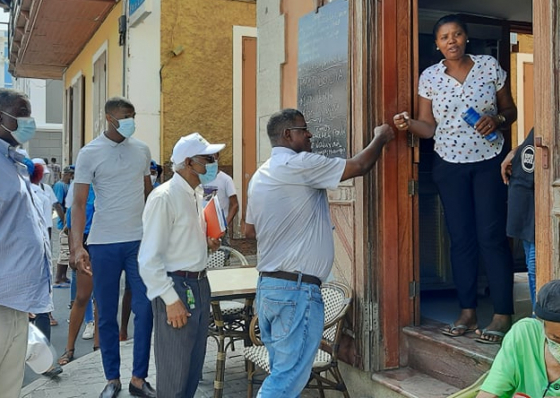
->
[461,107,498,142]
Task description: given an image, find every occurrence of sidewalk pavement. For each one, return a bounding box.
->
[21,337,318,398]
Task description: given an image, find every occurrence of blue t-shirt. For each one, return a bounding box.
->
[66,187,95,235]
[53,180,70,229]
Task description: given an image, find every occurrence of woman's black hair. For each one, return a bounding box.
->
[433,14,469,40]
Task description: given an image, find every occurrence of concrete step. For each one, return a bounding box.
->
[371,367,459,398]
[403,318,499,389]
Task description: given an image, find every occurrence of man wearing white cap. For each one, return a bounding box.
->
[139,132,222,398]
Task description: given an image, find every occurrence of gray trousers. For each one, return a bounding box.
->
[153,274,211,398]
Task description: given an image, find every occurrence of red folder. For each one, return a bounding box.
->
[204,196,226,239]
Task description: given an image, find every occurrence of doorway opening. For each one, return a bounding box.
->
[414,1,534,328]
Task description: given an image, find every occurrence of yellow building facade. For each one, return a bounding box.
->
[159,0,256,169]
[63,4,124,147]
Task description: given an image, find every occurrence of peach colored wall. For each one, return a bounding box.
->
[280,0,315,108]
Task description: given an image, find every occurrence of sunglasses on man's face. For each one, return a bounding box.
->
[195,155,216,163]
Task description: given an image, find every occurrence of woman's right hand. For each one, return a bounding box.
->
[393,112,411,131]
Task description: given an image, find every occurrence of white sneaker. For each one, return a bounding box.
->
[82,321,94,340]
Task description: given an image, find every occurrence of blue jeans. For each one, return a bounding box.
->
[522,240,536,313]
[256,276,324,398]
[71,269,94,324]
[89,241,153,380]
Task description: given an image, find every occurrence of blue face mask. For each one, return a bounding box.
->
[1,111,37,144]
[192,159,219,184]
[111,117,136,138]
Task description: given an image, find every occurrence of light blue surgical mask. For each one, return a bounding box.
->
[192,158,219,185]
[1,111,36,144]
[111,117,136,138]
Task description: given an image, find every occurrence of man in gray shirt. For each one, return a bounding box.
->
[245,108,393,397]
[72,97,154,398]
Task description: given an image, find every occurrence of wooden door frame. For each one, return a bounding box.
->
[534,0,558,287]
[379,0,416,370]
[349,0,415,370]
[515,53,533,144]
[92,42,108,138]
[232,25,257,237]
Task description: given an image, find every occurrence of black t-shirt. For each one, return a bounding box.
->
[506,129,535,242]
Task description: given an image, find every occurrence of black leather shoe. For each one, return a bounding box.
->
[129,381,156,398]
[99,382,121,398]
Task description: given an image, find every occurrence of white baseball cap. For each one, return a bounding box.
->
[31,158,50,173]
[171,132,225,165]
[26,323,55,374]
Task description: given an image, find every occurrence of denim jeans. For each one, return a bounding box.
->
[522,240,536,313]
[256,276,324,398]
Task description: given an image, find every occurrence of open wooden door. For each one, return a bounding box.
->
[534,0,559,286]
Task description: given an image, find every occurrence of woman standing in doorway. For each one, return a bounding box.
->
[393,14,517,344]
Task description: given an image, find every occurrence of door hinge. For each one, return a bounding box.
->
[409,280,420,298]
[408,180,418,196]
[363,300,377,332]
[407,132,418,147]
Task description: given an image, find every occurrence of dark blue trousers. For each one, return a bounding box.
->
[432,151,514,314]
[89,241,153,380]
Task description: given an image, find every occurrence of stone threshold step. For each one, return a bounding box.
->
[371,367,459,398]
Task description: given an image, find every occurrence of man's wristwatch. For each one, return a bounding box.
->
[496,114,506,126]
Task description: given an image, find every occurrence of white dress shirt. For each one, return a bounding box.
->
[138,173,208,305]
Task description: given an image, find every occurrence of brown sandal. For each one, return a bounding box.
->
[57,349,74,366]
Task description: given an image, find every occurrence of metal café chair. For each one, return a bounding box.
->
[207,246,255,397]
[207,246,250,331]
[207,245,253,348]
[243,281,352,398]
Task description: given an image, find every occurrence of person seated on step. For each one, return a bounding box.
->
[477,279,560,398]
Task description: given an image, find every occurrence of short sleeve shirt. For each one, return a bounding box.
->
[74,133,151,244]
[246,147,346,281]
[481,318,560,397]
[507,129,535,242]
[418,54,507,163]
[202,171,237,219]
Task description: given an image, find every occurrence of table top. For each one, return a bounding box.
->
[208,266,259,300]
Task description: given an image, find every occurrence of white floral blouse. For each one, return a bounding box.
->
[418,54,507,163]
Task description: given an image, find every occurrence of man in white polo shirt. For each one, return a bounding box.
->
[139,132,222,398]
[72,97,155,398]
[245,108,393,397]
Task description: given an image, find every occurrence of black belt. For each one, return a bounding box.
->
[168,269,207,280]
[260,271,321,287]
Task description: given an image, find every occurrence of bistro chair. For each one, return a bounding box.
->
[207,245,249,322]
[243,281,352,398]
[208,246,253,351]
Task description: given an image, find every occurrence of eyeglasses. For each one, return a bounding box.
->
[194,155,216,164]
[287,126,309,132]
